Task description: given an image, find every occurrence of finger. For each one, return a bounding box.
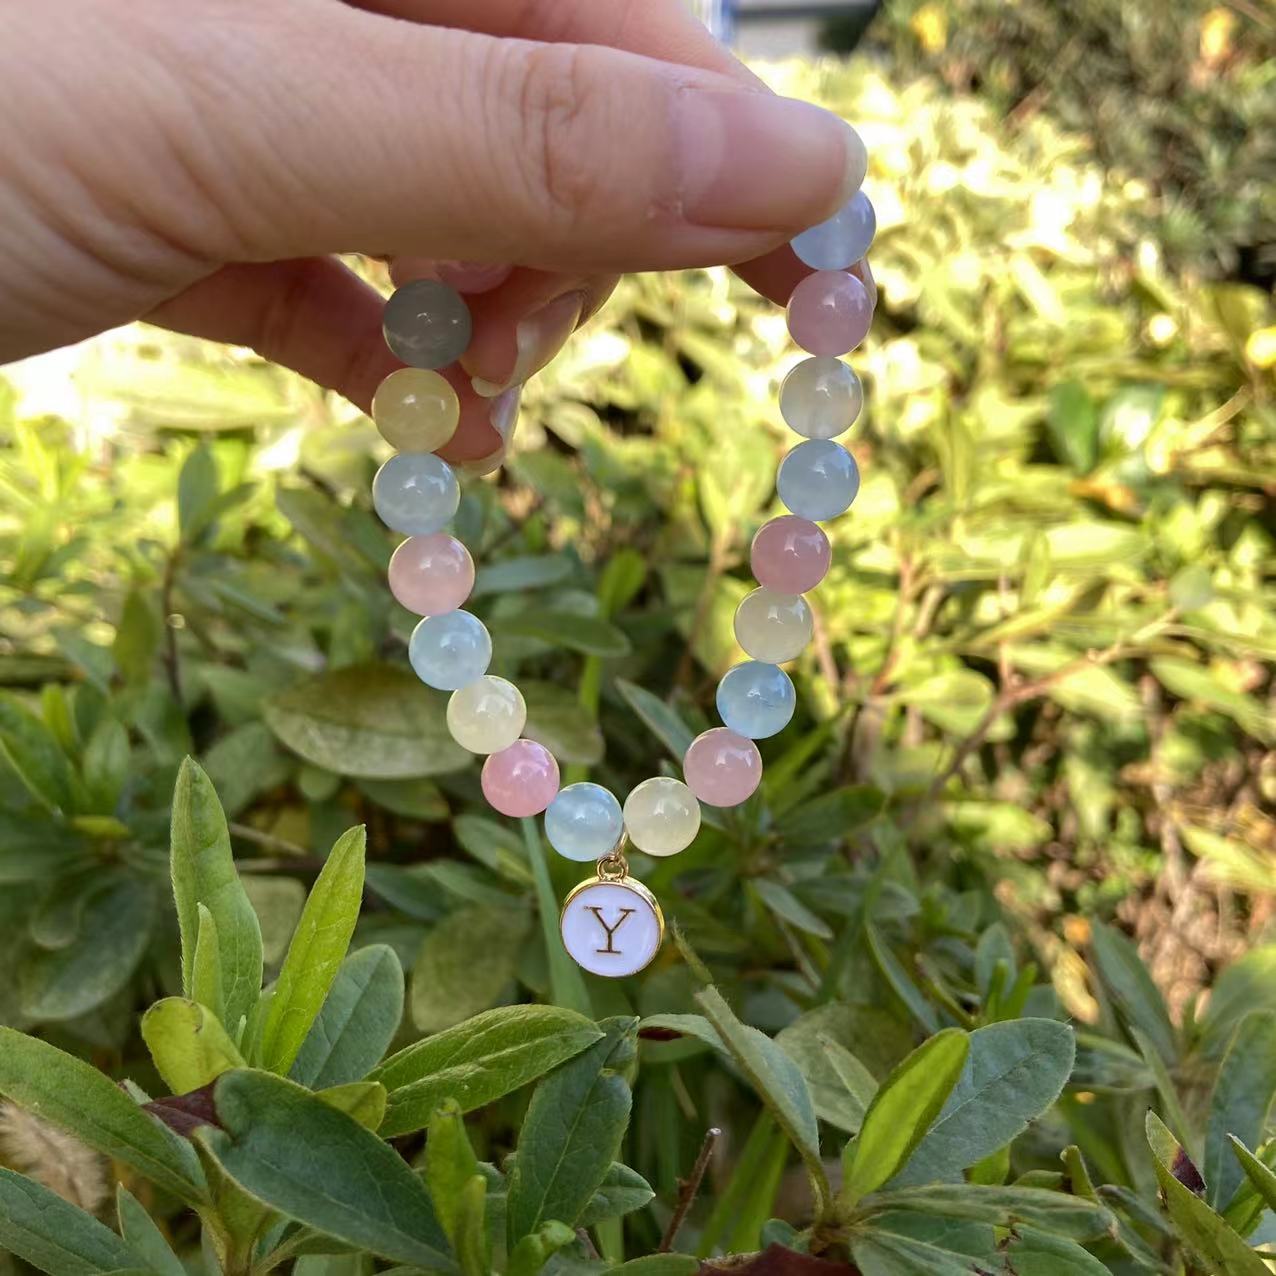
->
[147,257,398,412]
[351,0,766,89]
[207,5,864,275]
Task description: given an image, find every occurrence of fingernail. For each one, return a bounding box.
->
[675,92,866,232]
[471,290,585,398]
[461,386,523,476]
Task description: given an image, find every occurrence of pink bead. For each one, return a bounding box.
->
[481,739,560,817]
[683,728,762,808]
[787,270,872,357]
[751,516,831,594]
[388,534,475,616]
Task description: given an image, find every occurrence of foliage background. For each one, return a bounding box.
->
[0,3,1273,1269]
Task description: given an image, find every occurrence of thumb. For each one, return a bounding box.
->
[212,5,865,274]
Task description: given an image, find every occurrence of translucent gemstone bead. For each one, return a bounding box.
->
[481,738,560,818]
[446,675,526,754]
[786,271,873,357]
[408,610,491,690]
[751,516,831,594]
[545,782,624,862]
[383,280,473,370]
[779,357,863,440]
[683,728,763,807]
[372,368,460,452]
[388,533,474,616]
[623,777,701,857]
[716,661,796,739]
[777,440,860,522]
[373,453,459,536]
[791,191,877,270]
[734,588,813,663]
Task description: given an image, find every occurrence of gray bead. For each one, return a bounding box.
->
[383,280,473,369]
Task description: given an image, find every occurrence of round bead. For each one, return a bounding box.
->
[777,440,860,522]
[683,728,763,808]
[372,369,460,452]
[447,675,526,754]
[373,453,459,536]
[389,534,474,616]
[791,191,877,270]
[734,588,813,663]
[786,271,873,358]
[561,879,662,978]
[481,739,560,818]
[716,661,796,740]
[408,610,491,690]
[751,516,831,594]
[623,777,701,857]
[779,357,863,440]
[383,280,473,369]
[545,783,625,862]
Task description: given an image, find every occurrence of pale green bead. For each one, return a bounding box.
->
[734,588,813,663]
[623,776,701,857]
[779,357,863,440]
[446,676,526,754]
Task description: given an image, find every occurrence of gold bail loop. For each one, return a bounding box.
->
[595,832,630,882]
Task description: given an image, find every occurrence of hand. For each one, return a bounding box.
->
[0,0,863,457]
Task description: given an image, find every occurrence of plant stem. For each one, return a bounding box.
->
[521,817,592,1017]
[659,1126,721,1252]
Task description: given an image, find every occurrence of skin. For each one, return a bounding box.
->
[0,0,847,421]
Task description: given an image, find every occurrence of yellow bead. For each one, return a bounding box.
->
[734,588,813,663]
[372,369,460,452]
[623,777,700,857]
[446,676,526,754]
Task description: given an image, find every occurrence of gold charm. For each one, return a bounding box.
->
[560,846,664,977]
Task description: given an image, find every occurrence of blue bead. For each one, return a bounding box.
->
[716,662,796,739]
[777,440,860,522]
[545,782,624,862]
[373,453,459,535]
[791,191,877,271]
[409,610,491,690]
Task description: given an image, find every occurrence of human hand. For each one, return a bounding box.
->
[0,0,865,461]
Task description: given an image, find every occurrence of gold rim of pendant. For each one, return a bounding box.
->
[560,839,665,977]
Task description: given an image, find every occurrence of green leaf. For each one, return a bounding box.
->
[578,1162,655,1227]
[610,1258,699,1276]
[891,1019,1076,1186]
[866,923,939,1034]
[263,663,468,778]
[141,998,246,1094]
[1230,1136,1276,1212]
[259,826,366,1074]
[1046,379,1098,473]
[290,944,404,1089]
[614,679,695,758]
[774,786,885,846]
[410,903,530,1034]
[0,1029,204,1202]
[426,1101,480,1247]
[776,1016,878,1134]
[1090,923,1176,1065]
[82,718,128,813]
[694,986,827,1212]
[1204,1012,1276,1210]
[0,1169,136,1275]
[506,1220,575,1276]
[191,904,225,1024]
[752,879,833,939]
[503,610,631,657]
[1145,1110,1268,1276]
[20,876,155,1021]
[170,758,264,1036]
[506,1018,636,1245]
[451,1175,489,1276]
[851,1224,989,1276]
[372,1004,603,1137]
[844,1029,969,1205]
[204,1068,454,1271]
[861,1184,1112,1240]
[521,681,604,766]
[1200,946,1276,1058]
[316,1080,386,1130]
[1004,1227,1111,1275]
[520,818,592,1017]
[177,444,219,542]
[0,693,82,814]
[116,1185,186,1276]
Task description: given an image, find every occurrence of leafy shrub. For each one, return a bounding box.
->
[0,55,1272,1275]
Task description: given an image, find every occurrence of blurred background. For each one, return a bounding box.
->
[0,0,1272,1252]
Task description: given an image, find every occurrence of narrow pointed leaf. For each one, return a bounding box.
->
[1204,1012,1276,1210]
[427,1100,480,1247]
[1090,923,1176,1065]
[116,1186,186,1276]
[259,826,366,1075]
[191,905,225,1027]
[507,1220,575,1276]
[204,1068,454,1271]
[170,758,263,1032]
[1230,1137,1276,1212]
[0,1169,135,1275]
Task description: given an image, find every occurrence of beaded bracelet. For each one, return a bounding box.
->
[369,184,876,979]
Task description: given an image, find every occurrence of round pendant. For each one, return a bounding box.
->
[560,876,664,978]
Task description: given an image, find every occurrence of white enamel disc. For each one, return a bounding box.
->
[561,879,663,978]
